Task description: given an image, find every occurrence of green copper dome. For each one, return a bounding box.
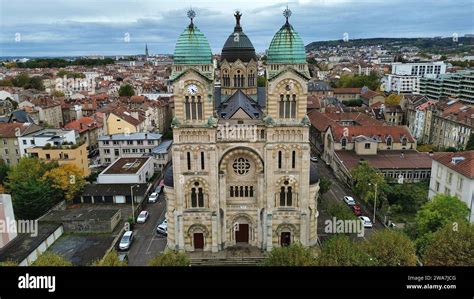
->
[267,22,306,64]
[173,23,212,65]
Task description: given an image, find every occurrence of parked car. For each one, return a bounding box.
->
[310,156,318,162]
[359,216,373,228]
[136,211,149,224]
[343,196,356,206]
[148,192,159,203]
[119,231,134,250]
[352,204,362,216]
[156,220,167,236]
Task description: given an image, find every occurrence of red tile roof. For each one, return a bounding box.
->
[336,150,432,171]
[334,88,362,94]
[432,151,474,179]
[64,117,103,133]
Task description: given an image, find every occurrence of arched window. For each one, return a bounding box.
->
[198,188,204,207]
[279,95,285,118]
[291,150,296,168]
[280,187,286,206]
[191,188,197,207]
[249,186,254,197]
[187,152,191,170]
[287,187,293,206]
[279,94,297,119]
[230,186,234,197]
[278,151,282,169]
[402,137,407,146]
[190,182,205,208]
[200,152,205,170]
[386,137,392,147]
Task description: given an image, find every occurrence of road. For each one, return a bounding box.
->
[126,193,168,266]
[316,161,383,242]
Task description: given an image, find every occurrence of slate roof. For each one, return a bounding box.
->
[219,89,264,119]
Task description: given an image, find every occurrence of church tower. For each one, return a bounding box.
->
[220,11,258,96]
[164,8,320,254]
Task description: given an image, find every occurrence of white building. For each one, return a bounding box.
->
[98,132,163,165]
[429,152,474,223]
[383,62,447,94]
[18,128,78,156]
[0,194,17,249]
[97,157,154,184]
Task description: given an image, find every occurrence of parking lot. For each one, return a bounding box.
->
[124,193,168,266]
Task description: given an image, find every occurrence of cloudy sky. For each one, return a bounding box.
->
[0,0,473,57]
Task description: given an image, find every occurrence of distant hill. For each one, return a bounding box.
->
[306,37,474,55]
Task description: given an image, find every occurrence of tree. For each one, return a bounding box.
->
[0,260,18,266]
[32,252,72,266]
[318,235,374,266]
[385,94,401,106]
[52,90,65,97]
[325,200,357,221]
[319,177,332,195]
[414,194,469,238]
[93,250,127,266]
[42,164,86,202]
[257,76,267,87]
[385,183,428,214]
[465,133,474,150]
[118,84,135,96]
[263,243,317,266]
[417,144,435,152]
[0,160,10,184]
[351,161,386,206]
[362,229,417,266]
[5,158,61,219]
[11,73,30,87]
[422,222,474,266]
[149,251,190,266]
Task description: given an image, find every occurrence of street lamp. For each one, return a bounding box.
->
[130,184,140,223]
[368,182,378,223]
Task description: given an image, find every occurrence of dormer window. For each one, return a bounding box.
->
[401,137,407,146]
[386,137,392,147]
[341,138,347,147]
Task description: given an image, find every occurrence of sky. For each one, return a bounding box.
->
[0,0,473,57]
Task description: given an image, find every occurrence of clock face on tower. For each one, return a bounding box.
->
[187,84,198,95]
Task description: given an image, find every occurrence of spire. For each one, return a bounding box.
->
[145,43,149,57]
[187,9,196,29]
[234,11,242,32]
[283,6,292,26]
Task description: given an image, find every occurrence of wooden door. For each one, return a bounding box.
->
[194,233,204,250]
[235,224,249,243]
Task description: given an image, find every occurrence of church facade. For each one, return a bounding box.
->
[163,9,320,252]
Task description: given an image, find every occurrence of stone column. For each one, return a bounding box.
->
[219,173,226,249]
[266,212,273,251]
[211,213,218,252]
[299,211,308,246]
[177,213,184,251]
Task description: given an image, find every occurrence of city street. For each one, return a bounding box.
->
[316,161,383,242]
[126,193,168,266]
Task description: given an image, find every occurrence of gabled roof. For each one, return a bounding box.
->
[219,89,264,120]
[0,122,42,138]
[432,151,474,179]
[267,66,310,82]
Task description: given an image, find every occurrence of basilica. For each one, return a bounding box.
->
[163,9,320,252]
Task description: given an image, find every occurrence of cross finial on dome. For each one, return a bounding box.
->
[283,6,292,25]
[187,9,196,27]
[234,10,242,30]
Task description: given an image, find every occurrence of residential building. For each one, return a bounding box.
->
[18,128,78,156]
[382,62,447,94]
[405,95,434,141]
[419,70,474,104]
[0,123,42,166]
[0,194,17,249]
[103,107,147,135]
[64,116,104,151]
[98,132,162,165]
[308,110,431,184]
[428,99,473,150]
[27,142,90,176]
[18,98,63,128]
[97,157,154,184]
[371,103,404,126]
[429,151,474,222]
[333,88,361,101]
